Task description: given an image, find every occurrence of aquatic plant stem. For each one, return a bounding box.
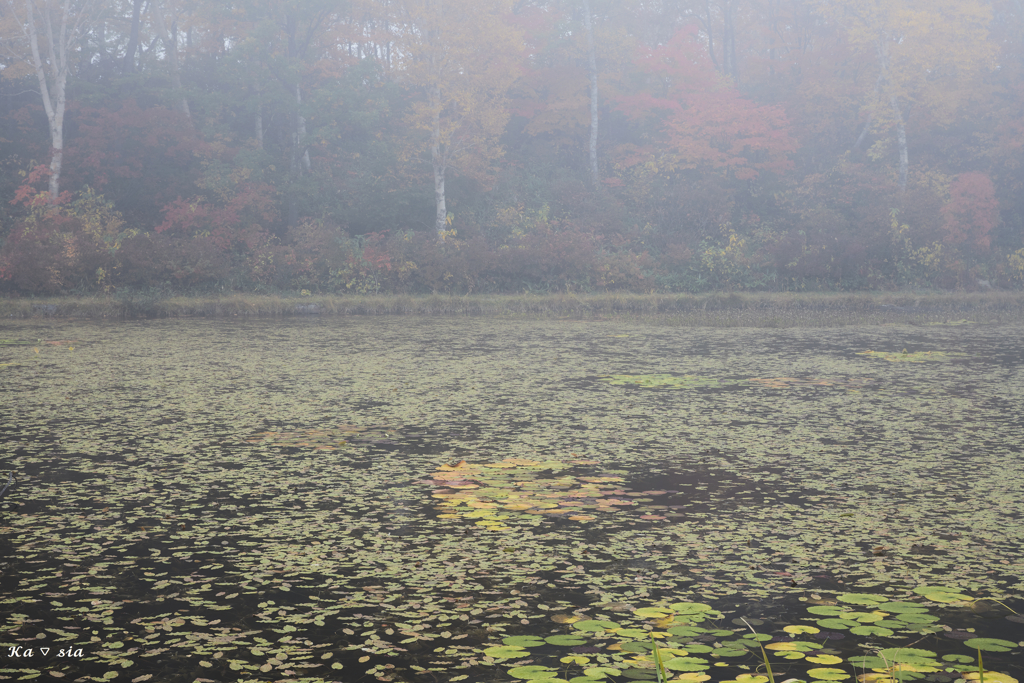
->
[739,618,775,683]
[652,634,668,683]
[979,649,984,683]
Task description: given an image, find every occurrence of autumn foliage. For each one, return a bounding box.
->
[1,0,1022,295]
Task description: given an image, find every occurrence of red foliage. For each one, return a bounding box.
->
[615,26,797,180]
[941,172,1000,249]
[157,183,278,242]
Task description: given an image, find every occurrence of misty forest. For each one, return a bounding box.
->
[2,3,1024,683]
[0,0,1022,296]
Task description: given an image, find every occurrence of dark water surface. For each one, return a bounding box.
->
[1,318,1022,683]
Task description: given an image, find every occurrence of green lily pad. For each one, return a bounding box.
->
[667,625,708,637]
[546,635,587,646]
[713,649,749,657]
[892,613,939,625]
[663,657,711,671]
[509,665,562,679]
[877,648,938,665]
[815,618,860,629]
[668,602,715,615]
[807,606,846,616]
[485,645,527,659]
[850,625,894,637]
[848,656,887,668]
[942,654,976,663]
[962,638,1017,652]
[614,628,649,638]
[879,602,929,614]
[837,593,889,605]
[913,586,972,602]
[634,607,673,618]
[582,667,621,679]
[504,636,546,647]
[598,374,724,388]
[573,620,620,632]
[679,644,714,653]
[807,668,850,680]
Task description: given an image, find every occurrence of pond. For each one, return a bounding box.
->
[1,317,1022,683]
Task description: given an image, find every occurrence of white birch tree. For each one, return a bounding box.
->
[1,0,99,202]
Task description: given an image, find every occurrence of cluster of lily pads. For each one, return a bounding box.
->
[246,424,401,451]
[480,591,1020,683]
[2,321,1022,683]
[854,350,966,363]
[428,458,670,530]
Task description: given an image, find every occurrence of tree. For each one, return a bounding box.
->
[391,0,522,237]
[581,0,599,190]
[1,0,100,201]
[614,26,796,182]
[816,0,996,192]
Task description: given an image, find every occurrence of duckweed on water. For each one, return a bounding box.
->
[0,318,1022,682]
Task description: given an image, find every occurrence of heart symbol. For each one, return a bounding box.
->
[40,648,50,655]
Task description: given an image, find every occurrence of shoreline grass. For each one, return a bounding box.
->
[3,290,1024,326]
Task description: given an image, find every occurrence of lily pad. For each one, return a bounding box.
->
[573,620,620,632]
[598,374,725,388]
[837,593,889,605]
[546,635,588,646]
[485,645,528,659]
[663,657,712,671]
[509,665,564,680]
[963,638,1018,652]
[504,636,546,647]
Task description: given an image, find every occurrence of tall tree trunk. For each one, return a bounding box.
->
[582,0,599,191]
[875,39,907,192]
[122,0,143,74]
[723,0,738,80]
[890,95,908,192]
[152,6,192,123]
[254,80,264,150]
[25,0,69,202]
[703,0,720,72]
[291,84,311,174]
[431,85,448,237]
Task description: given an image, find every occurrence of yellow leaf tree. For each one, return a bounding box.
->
[390,0,522,237]
[816,0,996,192]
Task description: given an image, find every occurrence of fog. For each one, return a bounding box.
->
[1,0,1021,295]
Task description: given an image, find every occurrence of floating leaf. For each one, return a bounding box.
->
[504,636,546,647]
[668,602,715,615]
[484,645,527,659]
[509,665,563,680]
[663,657,711,672]
[964,674,1018,683]
[850,625,894,637]
[837,593,889,605]
[876,649,938,665]
[963,638,1017,653]
[546,635,588,646]
[573,622,618,634]
[808,668,850,680]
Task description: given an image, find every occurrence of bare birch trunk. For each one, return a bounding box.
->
[24,0,69,202]
[292,84,311,174]
[254,80,264,150]
[431,85,448,237]
[582,0,599,191]
[890,95,908,192]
